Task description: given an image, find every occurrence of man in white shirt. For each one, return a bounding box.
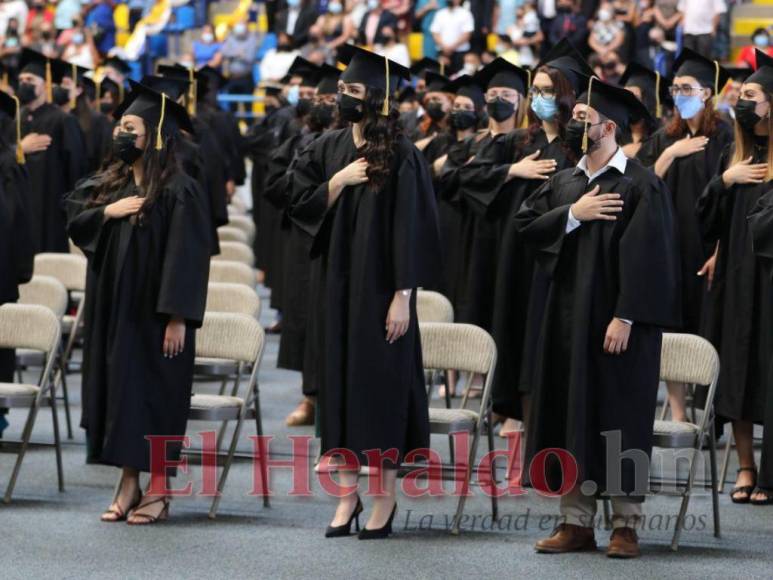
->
[678,0,726,58]
[430,0,475,73]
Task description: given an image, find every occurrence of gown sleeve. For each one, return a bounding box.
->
[747,185,773,282]
[61,114,88,191]
[156,178,213,327]
[64,177,108,258]
[696,145,734,245]
[3,155,33,284]
[264,134,300,210]
[288,136,333,244]
[457,133,515,216]
[614,177,682,327]
[635,129,665,168]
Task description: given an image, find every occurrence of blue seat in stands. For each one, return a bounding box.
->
[170,5,196,31]
[147,33,168,59]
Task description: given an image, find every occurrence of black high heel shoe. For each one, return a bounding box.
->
[325,496,363,538]
[358,503,397,540]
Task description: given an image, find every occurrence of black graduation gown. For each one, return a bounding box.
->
[490,130,573,420]
[265,129,320,373]
[193,118,229,231]
[65,173,211,472]
[21,103,87,253]
[290,128,442,466]
[697,142,773,428]
[79,110,114,174]
[177,134,221,256]
[637,121,734,333]
[0,147,33,382]
[745,180,773,490]
[515,157,681,496]
[198,105,247,186]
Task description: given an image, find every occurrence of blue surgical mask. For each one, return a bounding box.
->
[287,84,299,106]
[530,95,558,121]
[674,94,705,120]
[287,0,300,7]
[328,1,342,13]
[754,35,769,48]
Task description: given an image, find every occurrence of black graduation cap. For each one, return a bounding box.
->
[316,63,341,95]
[747,48,773,93]
[113,80,194,149]
[338,45,410,114]
[424,71,452,94]
[141,74,190,101]
[447,74,485,111]
[410,57,443,78]
[577,76,651,151]
[673,47,731,96]
[157,63,199,115]
[474,57,529,94]
[0,89,25,164]
[619,61,671,118]
[97,76,121,101]
[19,48,63,103]
[103,55,131,76]
[287,56,320,87]
[724,66,752,84]
[395,85,417,103]
[57,60,93,107]
[197,65,226,91]
[537,38,594,94]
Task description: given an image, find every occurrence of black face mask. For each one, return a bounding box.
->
[296,97,313,117]
[450,110,477,130]
[309,103,335,128]
[337,93,364,123]
[735,99,764,132]
[52,85,70,106]
[17,82,37,105]
[112,131,143,165]
[565,119,602,156]
[486,97,516,122]
[426,102,447,121]
[99,102,114,115]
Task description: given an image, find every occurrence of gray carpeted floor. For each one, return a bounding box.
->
[2,287,772,579]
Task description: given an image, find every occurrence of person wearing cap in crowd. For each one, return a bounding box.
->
[413,70,454,143]
[701,49,773,506]
[16,48,87,253]
[102,55,130,91]
[265,62,341,429]
[64,81,212,525]
[395,84,420,135]
[289,45,441,539]
[517,76,680,559]
[95,75,122,118]
[618,61,672,159]
[637,48,733,424]
[59,60,114,173]
[489,39,591,439]
[0,87,33,439]
[718,67,752,125]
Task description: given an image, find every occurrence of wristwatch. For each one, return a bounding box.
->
[399,290,411,297]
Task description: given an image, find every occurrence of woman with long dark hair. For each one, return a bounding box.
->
[700,52,773,504]
[637,49,733,423]
[290,46,441,539]
[413,71,454,143]
[618,61,670,159]
[65,83,212,525]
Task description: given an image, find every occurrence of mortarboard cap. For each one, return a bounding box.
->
[474,57,529,94]
[141,74,190,101]
[338,44,410,115]
[537,38,594,94]
[447,74,485,111]
[424,71,453,94]
[673,47,731,99]
[619,61,672,118]
[104,55,131,76]
[316,63,341,95]
[287,56,321,87]
[725,66,752,83]
[157,63,199,115]
[410,56,443,77]
[0,89,25,164]
[260,81,284,97]
[19,49,62,103]
[746,49,773,93]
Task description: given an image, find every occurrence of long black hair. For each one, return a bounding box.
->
[360,87,401,191]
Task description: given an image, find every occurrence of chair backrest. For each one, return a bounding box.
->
[660,333,719,387]
[196,312,265,365]
[33,253,87,292]
[229,195,248,215]
[69,239,85,257]
[218,226,248,244]
[18,275,69,319]
[206,282,261,318]
[417,290,454,323]
[227,215,256,244]
[209,260,256,287]
[212,241,255,266]
[0,303,60,354]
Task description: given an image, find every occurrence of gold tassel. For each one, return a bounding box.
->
[12,96,24,164]
[526,68,532,90]
[713,60,720,107]
[119,82,124,104]
[45,60,52,103]
[581,76,594,154]
[655,72,662,118]
[188,66,197,116]
[70,63,77,109]
[95,76,101,104]
[1,72,8,91]
[156,93,166,150]
[440,62,445,76]
[382,57,390,117]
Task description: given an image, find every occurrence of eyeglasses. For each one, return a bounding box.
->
[669,85,704,97]
[529,86,556,99]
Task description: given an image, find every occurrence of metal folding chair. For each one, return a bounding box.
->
[209,260,256,287]
[212,241,255,267]
[218,226,249,244]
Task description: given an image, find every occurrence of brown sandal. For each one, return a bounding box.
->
[731,466,757,504]
[126,496,170,525]
[101,490,142,522]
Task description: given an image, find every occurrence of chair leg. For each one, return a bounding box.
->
[49,388,65,491]
[451,428,482,535]
[486,411,498,521]
[443,370,451,409]
[708,427,721,538]
[253,383,269,508]
[659,387,670,420]
[3,403,40,503]
[718,430,733,494]
[671,447,701,551]
[208,413,246,519]
[58,364,73,440]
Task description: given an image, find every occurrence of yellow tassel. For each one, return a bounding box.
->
[45,60,52,104]
[119,82,124,104]
[95,75,101,104]
[713,60,720,107]
[1,72,7,91]
[655,72,662,118]
[70,63,77,109]
[156,93,166,150]
[526,68,532,90]
[12,96,24,164]
[382,57,390,117]
[188,66,197,116]
[440,62,445,76]
[582,76,594,154]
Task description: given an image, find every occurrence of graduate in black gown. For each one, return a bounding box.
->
[289,46,441,538]
[65,83,212,525]
[518,79,680,557]
[617,62,671,160]
[15,49,87,253]
[265,62,340,427]
[490,41,590,436]
[412,71,453,144]
[0,90,33,438]
[700,53,773,504]
[637,49,733,422]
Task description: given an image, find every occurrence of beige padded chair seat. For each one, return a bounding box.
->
[653,419,700,448]
[190,394,244,409]
[429,407,479,432]
[0,383,39,397]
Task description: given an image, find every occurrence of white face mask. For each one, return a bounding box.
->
[202,32,214,43]
[598,8,612,21]
[463,63,478,75]
[368,0,380,10]
[233,23,247,36]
